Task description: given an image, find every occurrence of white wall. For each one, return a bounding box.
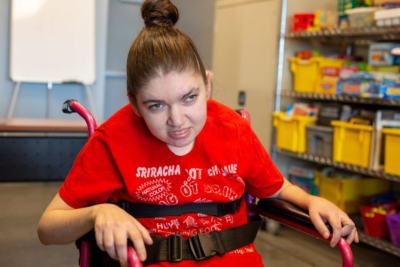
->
[0,0,216,120]
[0,0,109,120]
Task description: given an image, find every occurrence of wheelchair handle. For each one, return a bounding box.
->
[252,199,354,267]
[128,246,143,267]
[62,99,97,137]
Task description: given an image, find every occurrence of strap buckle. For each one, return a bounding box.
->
[188,231,223,261]
[167,234,183,262]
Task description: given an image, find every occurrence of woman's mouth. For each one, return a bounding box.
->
[169,128,190,138]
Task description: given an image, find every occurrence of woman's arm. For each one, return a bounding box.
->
[267,178,359,247]
[38,193,96,244]
[37,193,153,265]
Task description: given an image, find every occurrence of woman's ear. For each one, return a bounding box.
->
[206,71,212,100]
[127,93,142,117]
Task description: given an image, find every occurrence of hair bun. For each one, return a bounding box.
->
[141,0,179,27]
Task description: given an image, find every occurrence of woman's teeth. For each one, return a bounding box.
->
[172,128,188,135]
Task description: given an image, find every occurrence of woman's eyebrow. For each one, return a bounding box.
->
[142,99,164,105]
[181,88,199,100]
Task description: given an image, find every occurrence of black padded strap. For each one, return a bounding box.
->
[114,196,243,218]
[142,216,262,266]
[78,217,262,266]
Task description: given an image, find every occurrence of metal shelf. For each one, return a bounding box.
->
[348,214,400,257]
[281,90,400,106]
[358,231,400,257]
[286,26,400,44]
[286,26,400,38]
[275,147,400,183]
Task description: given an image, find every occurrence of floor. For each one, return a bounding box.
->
[1,182,399,267]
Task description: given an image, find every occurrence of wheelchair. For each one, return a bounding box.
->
[62,99,354,267]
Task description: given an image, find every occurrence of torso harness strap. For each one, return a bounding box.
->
[78,196,262,266]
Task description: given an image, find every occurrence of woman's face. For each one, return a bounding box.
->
[130,71,211,155]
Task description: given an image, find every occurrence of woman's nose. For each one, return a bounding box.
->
[167,106,186,127]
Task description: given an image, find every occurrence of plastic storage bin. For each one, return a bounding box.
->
[361,202,399,239]
[386,214,400,247]
[375,8,400,27]
[382,128,400,175]
[290,57,321,93]
[273,112,317,153]
[306,125,333,158]
[290,57,345,93]
[331,119,373,168]
[346,7,379,28]
[316,170,391,214]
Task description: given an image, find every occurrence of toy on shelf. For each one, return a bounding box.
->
[314,10,338,30]
[293,13,315,32]
[297,50,320,60]
[368,43,400,66]
[288,166,318,196]
[346,7,380,28]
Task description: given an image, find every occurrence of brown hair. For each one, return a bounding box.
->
[126,0,207,101]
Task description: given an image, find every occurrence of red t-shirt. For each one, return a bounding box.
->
[60,100,284,267]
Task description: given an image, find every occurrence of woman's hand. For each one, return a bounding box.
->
[308,196,359,248]
[92,204,153,267]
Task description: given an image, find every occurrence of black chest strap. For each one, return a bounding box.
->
[114,196,243,218]
[142,216,262,266]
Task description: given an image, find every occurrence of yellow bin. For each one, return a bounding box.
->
[290,57,346,93]
[315,171,391,214]
[331,119,373,168]
[273,112,317,153]
[382,128,400,175]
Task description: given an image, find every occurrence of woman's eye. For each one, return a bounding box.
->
[186,95,197,102]
[149,103,163,110]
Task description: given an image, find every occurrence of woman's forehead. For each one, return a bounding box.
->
[139,71,204,97]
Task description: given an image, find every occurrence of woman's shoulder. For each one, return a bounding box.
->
[96,104,147,136]
[207,99,251,129]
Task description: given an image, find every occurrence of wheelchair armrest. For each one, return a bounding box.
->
[250,198,332,235]
[251,199,354,267]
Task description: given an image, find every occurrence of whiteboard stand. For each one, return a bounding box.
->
[7,82,98,121]
[84,84,98,121]
[47,82,52,118]
[7,82,21,118]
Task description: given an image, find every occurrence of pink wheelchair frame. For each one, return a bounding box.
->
[63,100,354,267]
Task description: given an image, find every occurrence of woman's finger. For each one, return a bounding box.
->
[128,227,147,262]
[345,227,356,245]
[104,229,117,260]
[133,219,153,245]
[355,228,359,243]
[114,230,128,265]
[95,227,105,251]
[341,223,355,237]
[328,214,342,248]
[309,210,331,240]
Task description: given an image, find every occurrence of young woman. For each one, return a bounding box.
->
[38,1,358,266]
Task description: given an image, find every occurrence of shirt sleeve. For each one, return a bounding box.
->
[239,126,284,199]
[59,129,124,209]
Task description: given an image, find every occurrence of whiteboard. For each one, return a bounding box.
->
[9,0,96,84]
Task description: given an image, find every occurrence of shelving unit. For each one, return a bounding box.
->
[281,90,400,106]
[286,26,400,38]
[275,147,400,183]
[350,214,400,257]
[274,0,400,258]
